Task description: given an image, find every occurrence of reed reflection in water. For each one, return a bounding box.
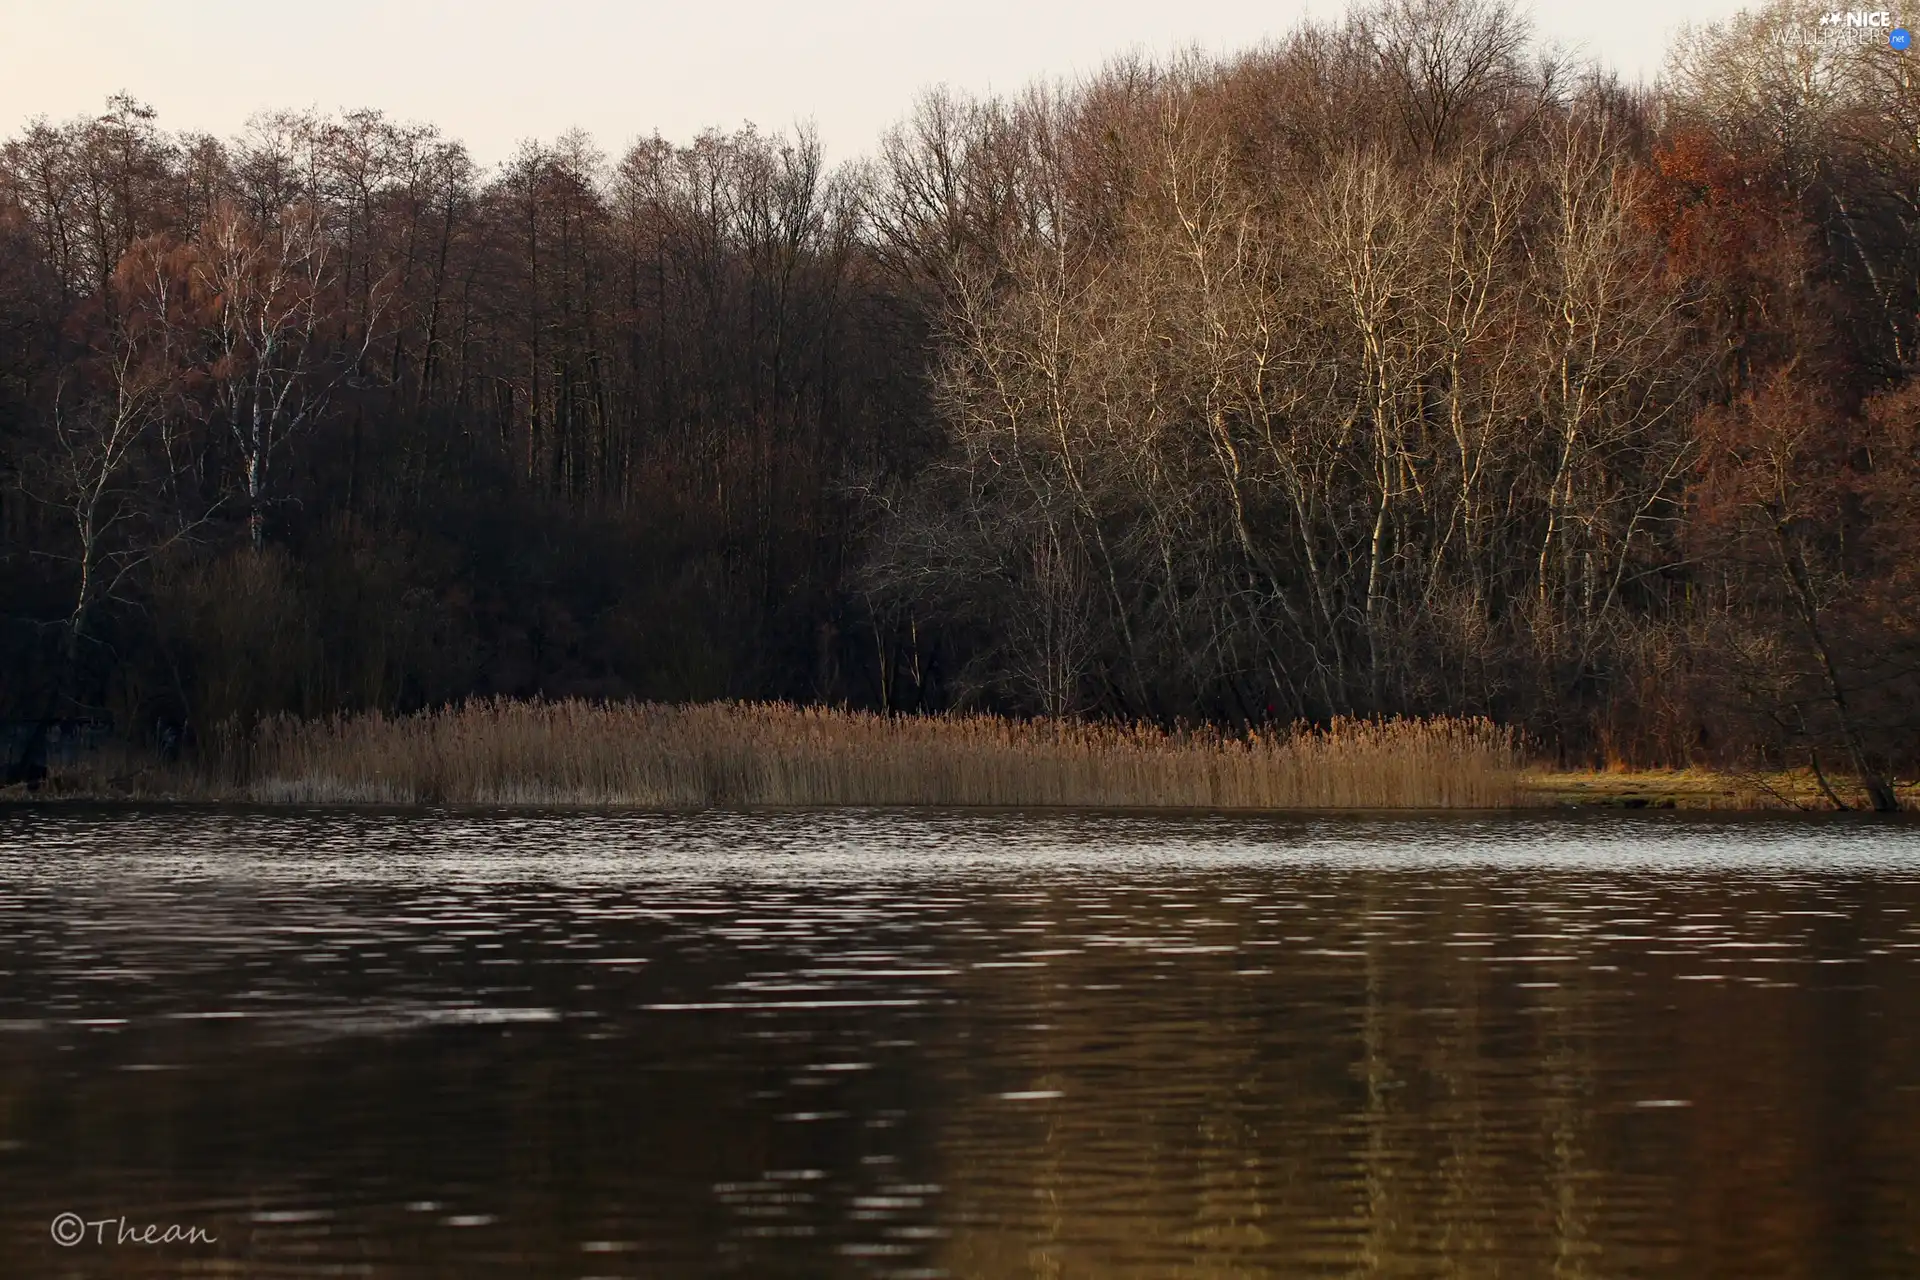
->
[0,809,1917,1277]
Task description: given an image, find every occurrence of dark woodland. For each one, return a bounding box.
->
[3,0,1917,801]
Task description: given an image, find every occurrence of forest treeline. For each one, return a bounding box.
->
[3,0,1917,799]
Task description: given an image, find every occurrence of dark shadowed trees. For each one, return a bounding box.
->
[1,0,1916,798]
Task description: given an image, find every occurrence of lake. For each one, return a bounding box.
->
[2,808,1918,1277]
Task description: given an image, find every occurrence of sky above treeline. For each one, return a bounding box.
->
[4,0,1751,167]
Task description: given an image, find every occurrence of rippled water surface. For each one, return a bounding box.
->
[3,807,1919,1278]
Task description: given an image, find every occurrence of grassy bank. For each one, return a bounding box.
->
[1524,768,1920,811]
[10,700,1911,811]
[163,700,1526,810]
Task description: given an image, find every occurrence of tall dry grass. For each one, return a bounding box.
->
[199,700,1530,809]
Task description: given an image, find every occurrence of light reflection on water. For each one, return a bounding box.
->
[1,808,1918,1277]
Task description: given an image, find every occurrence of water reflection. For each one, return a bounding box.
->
[1,809,1917,1276]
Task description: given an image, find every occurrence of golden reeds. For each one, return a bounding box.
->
[196,699,1530,810]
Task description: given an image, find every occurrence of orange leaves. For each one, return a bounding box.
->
[1637,127,1837,389]
[1642,129,1803,282]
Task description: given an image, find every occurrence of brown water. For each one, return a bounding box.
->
[2,808,1918,1278]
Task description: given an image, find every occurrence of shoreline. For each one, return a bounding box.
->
[9,701,1522,811]
[2,701,1909,814]
[1525,769,1920,812]
[8,784,1915,813]
[8,771,1915,817]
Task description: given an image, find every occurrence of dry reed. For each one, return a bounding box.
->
[197,699,1530,810]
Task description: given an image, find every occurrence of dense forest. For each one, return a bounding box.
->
[3,0,1918,797]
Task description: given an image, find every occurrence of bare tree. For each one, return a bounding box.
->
[194,194,386,548]
[16,234,204,696]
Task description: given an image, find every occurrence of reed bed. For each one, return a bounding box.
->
[198,699,1530,810]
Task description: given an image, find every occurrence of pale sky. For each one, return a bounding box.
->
[2,0,1750,168]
